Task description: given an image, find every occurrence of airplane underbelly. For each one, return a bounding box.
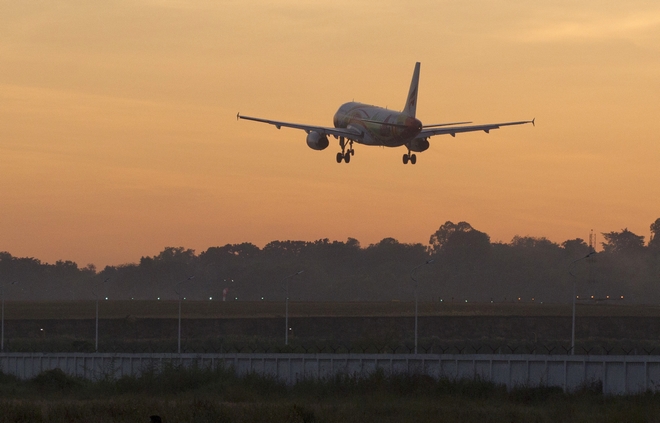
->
[370,132,408,148]
[359,132,378,146]
[358,132,404,147]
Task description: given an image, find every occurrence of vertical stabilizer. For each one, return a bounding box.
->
[403,62,421,118]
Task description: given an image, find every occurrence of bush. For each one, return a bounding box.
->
[30,369,84,394]
[509,385,564,403]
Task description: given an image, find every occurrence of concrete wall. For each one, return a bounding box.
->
[2,353,660,395]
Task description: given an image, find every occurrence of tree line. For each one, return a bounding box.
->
[1,219,660,303]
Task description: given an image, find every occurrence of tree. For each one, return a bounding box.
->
[510,236,559,251]
[263,240,309,257]
[601,228,645,254]
[429,221,475,253]
[649,218,660,250]
[346,237,361,249]
[561,238,591,257]
[199,243,261,263]
[365,238,427,263]
[153,247,196,264]
[442,228,491,266]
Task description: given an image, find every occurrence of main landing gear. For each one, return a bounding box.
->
[336,137,354,164]
[402,150,417,165]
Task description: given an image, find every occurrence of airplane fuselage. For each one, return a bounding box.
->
[333,102,422,147]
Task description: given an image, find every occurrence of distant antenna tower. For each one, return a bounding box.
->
[587,229,597,292]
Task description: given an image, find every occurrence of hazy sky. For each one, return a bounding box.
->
[1,0,659,267]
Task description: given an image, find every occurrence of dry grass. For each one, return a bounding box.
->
[1,367,659,423]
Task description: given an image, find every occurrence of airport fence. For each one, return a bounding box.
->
[1,352,660,395]
[3,339,660,356]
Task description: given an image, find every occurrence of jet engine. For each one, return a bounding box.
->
[306,131,329,150]
[408,138,430,152]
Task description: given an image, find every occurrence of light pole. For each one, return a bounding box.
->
[92,278,109,352]
[175,275,195,354]
[1,282,3,353]
[568,251,596,355]
[1,280,18,352]
[282,270,303,346]
[411,259,435,354]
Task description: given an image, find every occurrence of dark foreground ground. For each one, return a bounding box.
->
[1,365,660,423]
[3,302,660,421]
[2,301,660,353]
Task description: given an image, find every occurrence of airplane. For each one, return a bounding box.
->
[238,62,534,165]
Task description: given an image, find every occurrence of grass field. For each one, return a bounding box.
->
[1,365,659,423]
[2,300,657,320]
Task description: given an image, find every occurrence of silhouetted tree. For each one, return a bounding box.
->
[440,227,491,269]
[7,217,660,303]
[263,241,310,258]
[561,238,591,257]
[429,221,474,253]
[601,229,645,254]
[649,218,660,251]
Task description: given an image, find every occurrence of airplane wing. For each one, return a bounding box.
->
[419,119,534,138]
[237,113,363,141]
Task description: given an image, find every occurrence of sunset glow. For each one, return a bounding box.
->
[1,1,659,267]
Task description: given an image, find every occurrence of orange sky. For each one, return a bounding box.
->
[1,1,659,267]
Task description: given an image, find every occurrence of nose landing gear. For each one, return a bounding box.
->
[336,137,354,164]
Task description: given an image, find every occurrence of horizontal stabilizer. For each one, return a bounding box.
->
[361,119,410,129]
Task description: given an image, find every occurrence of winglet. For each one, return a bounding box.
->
[532,118,535,127]
[237,112,240,121]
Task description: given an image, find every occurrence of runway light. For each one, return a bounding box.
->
[518,297,521,301]
[606,295,610,299]
[621,295,624,299]
[465,299,468,303]
[209,297,212,300]
[105,297,108,300]
[235,297,238,300]
[261,297,264,300]
[157,297,160,300]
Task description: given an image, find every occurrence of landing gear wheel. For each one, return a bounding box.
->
[338,137,354,163]
[402,154,409,164]
[410,154,417,165]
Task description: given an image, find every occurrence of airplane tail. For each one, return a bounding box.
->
[403,62,420,118]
